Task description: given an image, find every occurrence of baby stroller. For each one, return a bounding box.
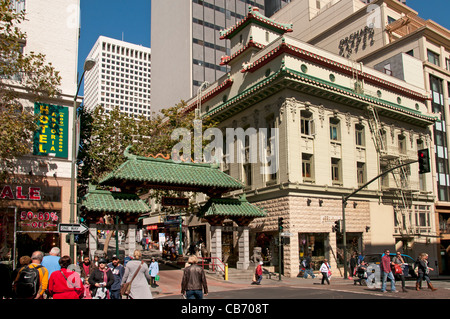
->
[353,262,368,286]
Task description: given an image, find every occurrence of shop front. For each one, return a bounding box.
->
[299,233,329,271]
[0,180,68,269]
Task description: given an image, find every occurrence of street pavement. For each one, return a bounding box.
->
[151,264,450,300]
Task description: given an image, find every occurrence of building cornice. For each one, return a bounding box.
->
[202,65,436,126]
[240,39,429,102]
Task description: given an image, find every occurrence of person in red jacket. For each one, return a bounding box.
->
[48,255,84,299]
[252,261,264,285]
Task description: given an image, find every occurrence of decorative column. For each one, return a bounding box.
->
[88,223,97,260]
[210,226,222,262]
[125,224,137,257]
[236,226,250,270]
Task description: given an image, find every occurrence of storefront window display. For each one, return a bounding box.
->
[299,233,328,271]
[1,183,62,269]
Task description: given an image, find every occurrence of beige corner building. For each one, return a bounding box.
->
[272,0,450,275]
[184,5,437,277]
[0,0,80,265]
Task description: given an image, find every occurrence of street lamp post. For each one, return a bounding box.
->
[69,58,96,262]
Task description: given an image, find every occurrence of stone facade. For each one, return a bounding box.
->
[183,6,436,277]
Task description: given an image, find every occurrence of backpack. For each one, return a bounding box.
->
[13,265,42,298]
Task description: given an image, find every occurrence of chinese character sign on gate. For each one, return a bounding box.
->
[33,102,69,158]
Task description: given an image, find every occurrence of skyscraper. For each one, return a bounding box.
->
[84,36,151,118]
[151,0,289,113]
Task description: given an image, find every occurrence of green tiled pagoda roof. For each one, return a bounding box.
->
[99,148,244,192]
[199,197,266,218]
[82,190,150,214]
[220,6,293,40]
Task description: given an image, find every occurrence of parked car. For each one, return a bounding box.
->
[362,253,417,278]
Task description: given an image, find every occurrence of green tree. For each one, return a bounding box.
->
[0,0,61,171]
[78,101,217,190]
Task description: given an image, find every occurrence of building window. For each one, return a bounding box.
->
[398,134,406,154]
[357,162,365,186]
[427,49,440,67]
[330,118,340,141]
[300,110,314,136]
[355,124,365,147]
[302,153,314,182]
[331,158,341,184]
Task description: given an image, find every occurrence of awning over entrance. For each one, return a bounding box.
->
[98,147,244,196]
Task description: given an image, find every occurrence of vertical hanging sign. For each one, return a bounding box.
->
[33,102,69,158]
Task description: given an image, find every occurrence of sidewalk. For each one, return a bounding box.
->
[151,265,450,299]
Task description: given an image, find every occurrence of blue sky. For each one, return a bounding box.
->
[76,0,449,93]
[77,0,151,93]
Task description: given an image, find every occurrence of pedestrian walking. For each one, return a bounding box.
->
[392,252,407,292]
[302,254,315,279]
[107,255,125,299]
[349,252,358,279]
[319,259,331,285]
[415,253,437,291]
[121,250,153,299]
[181,255,208,299]
[252,261,264,285]
[380,249,397,293]
[149,257,159,288]
[89,258,114,299]
[48,255,84,299]
[41,247,61,278]
[12,251,49,299]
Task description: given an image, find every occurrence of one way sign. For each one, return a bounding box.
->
[58,223,88,234]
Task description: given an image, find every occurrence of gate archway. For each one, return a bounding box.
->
[81,147,266,269]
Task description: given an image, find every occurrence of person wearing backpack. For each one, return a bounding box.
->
[13,251,49,299]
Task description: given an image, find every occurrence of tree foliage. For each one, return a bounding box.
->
[0,0,61,170]
[78,101,217,191]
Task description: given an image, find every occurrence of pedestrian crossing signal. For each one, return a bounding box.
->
[418,149,430,174]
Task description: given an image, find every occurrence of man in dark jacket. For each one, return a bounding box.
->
[181,255,208,299]
[107,255,125,299]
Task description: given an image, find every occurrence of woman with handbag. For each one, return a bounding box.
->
[121,250,152,299]
[48,255,84,299]
[89,258,114,299]
[392,252,407,292]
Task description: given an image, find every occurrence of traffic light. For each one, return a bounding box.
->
[332,220,341,233]
[278,217,284,232]
[418,148,430,174]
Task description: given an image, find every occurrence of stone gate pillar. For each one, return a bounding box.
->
[88,223,97,260]
[125,224,137,257]
[210,226,222,262]
[236,226,250,270]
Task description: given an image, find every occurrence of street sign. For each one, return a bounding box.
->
[280,232,294,237]
[58,223,88,234]
[161,196,189,207]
